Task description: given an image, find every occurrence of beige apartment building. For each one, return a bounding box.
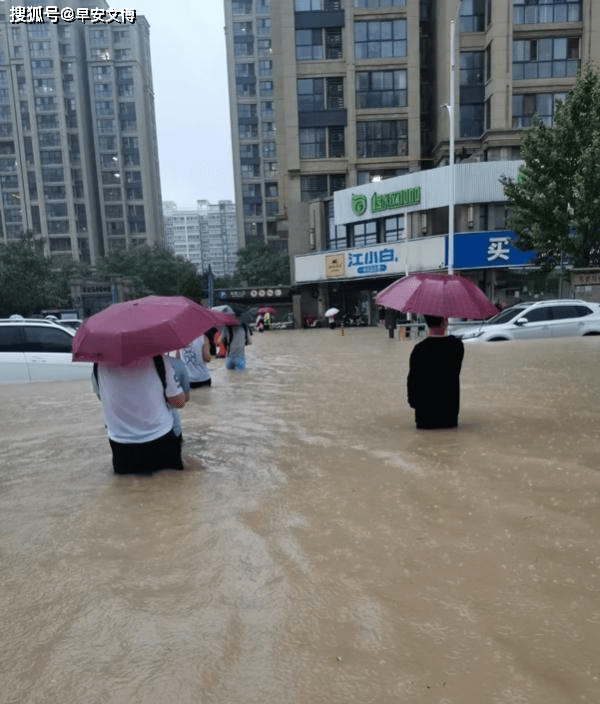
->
[224,0,600,321]
[0,0,164,265]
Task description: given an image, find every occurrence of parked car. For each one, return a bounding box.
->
[449,299,600,342]
[0,318,92,383]
[56,318,83,331]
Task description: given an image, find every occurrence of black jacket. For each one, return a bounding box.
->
[407,335,464,429]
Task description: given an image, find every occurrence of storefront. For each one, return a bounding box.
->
[293,161,538,324]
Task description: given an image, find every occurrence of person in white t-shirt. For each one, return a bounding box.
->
[178,334,212,387]
[92,355,187,474]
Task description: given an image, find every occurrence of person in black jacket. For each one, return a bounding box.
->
[407,315,464,429]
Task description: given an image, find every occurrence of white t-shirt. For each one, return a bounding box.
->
[94,356,183,444]
[180,335,210,383]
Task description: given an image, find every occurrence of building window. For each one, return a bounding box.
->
[240,143,259,159]
[42,166,64,183]
[95,100,113,116]
[459,0,485,32]
[35,96,57,112]
[354,0,405,6]
[97,118,115,133]
[33,78,55,93]
[300,174,345,202]
[262,121,275,137]
[460,50,484,137]
[299,126,344,158]
[327,223,347,250]
[235,63,256,97]
[356,69,407,108]
[512,92,567,127]
[119,102,136,130]
[37,114,59,130]
[297,77,344,111]
[234,21,254,57]
[259,80,273,96]
[513,0,581,25]
[299,127,326,158]
[265,182,278,197]
[513,37,580,79]
[354,20,407,59]
[262,141,276,158]
[259,59,272,77]
[239,120,258,138]
[257,38,271,55]
[104,187,121,201]
[352,221,378,247]
[295,0,342,9]
[296,27,343,61]
[233,0,253,14]
[256,18,271,35]
[261,100,274,119]
[384,214,405,242]
[356,120,408,158]
[128,204,145,233]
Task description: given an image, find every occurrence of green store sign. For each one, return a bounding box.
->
[351,186,421,217]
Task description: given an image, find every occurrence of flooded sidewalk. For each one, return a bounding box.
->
[1,328,599,704]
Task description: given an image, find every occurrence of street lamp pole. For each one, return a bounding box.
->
[447,17,456,275]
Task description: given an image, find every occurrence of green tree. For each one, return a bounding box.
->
[0,233,76,317]
[502,63,600,268]
[96,244,206,300]
[233,242,290,286]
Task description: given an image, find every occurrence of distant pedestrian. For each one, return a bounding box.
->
[407,315,464,429]
[384,307,397,339]
[256,313,265,332]
[223,323,252,370]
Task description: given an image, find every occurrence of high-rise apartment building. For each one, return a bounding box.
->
[164,200,239,279]
[224,0,600,319]
[0,0,164,264]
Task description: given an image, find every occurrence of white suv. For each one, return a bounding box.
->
[450,299,600,342]
[0,318,92,383]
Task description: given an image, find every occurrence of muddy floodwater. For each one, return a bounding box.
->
[1,328,599,704]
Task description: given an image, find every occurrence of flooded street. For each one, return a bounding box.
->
[1,328,599,704]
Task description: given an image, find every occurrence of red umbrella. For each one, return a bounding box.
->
[72,295,219,366]
[375,273,498,320]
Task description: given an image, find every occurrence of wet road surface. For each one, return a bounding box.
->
[1,328,599,703]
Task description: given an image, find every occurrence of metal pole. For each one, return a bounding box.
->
[448,17,456,276]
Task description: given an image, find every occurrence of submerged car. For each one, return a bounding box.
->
[449,299,600,342]
[0,318,92,382]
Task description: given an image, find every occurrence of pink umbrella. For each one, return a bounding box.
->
[208,309,239,327]
[375,273,498,320]
[72,295,219,366]
[257,306,275,314]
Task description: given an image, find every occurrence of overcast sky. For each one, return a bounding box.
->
[135,1,235,208]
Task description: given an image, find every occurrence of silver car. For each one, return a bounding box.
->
[450,299,600,342]
[0,318,92,382]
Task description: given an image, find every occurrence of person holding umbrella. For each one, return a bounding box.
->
[324,306,339,329]
[73,296,219,473]
[407,315,464,429]
[376,273,497,430]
